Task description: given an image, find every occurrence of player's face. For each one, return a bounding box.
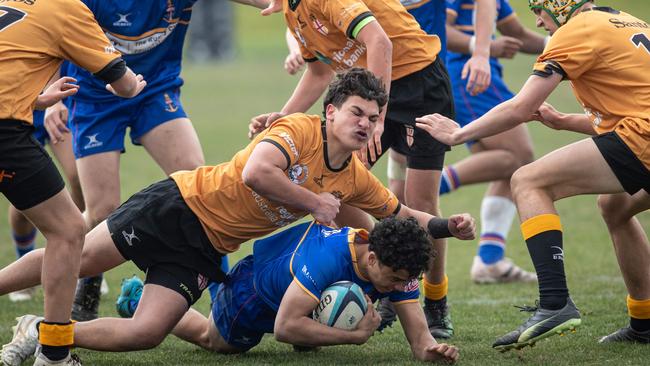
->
[326,96,381,151]
[368,260,412,293]
[533,8,559,35]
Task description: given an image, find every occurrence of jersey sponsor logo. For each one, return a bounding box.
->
[251,191,298,227]
[309,14,328,36]
[84,133,103,149]
[0,170,15,183]
[321,227,342,237]
[279,132,299,159]
[121,226,140,247]
[332,40,366,68]
[164,93,178,112]
[609,18,649,29]
[403,278,419,292]
[105,22,179,55]
[0,0,36,5]
[178,282,195,303]
[288,164,308,185]
[104,45,117,54]
[301,264,318,287]
[113,13,132,27]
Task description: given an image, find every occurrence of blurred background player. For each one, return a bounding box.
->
[443,0,546,283]
[257,0,458,340]
[121,218,460,363]
[0,0,145,364]
[415,0,650,350]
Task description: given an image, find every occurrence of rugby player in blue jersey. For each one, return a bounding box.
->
[128,217,460,363]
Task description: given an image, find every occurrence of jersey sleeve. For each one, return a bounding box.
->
[261,115,317,169]
[346,158,400,218]
[291,244,339,302]
[497,0,515,22]
[318,0,375,39]
[58,0,121,74]
[533,17,594,80]
[388,278,420,304]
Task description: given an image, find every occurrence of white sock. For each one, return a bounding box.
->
[477,196,516,264]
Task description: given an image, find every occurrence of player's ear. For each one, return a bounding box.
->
[325,103,337,121]
[367,251,377,267]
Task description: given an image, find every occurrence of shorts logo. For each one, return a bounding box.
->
[164,93,178,112]
[113,13,132,27]
[179,282,194,303]
[404,278,419,292]
[122,226,140,247]
[0,170,15,183]
[288,164,308,185]
[197,274,208,291]
[84,134,103,149]
[405,126,414,147]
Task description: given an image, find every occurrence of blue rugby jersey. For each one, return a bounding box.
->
[446,0,515,72]
[400,0,448,62]
[252,222,420,311]
[67,0,196,102]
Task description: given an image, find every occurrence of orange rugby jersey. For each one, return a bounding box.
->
[533,7,650,169]
[0,0,120,124]
[284,0,440,80]
[172,114,400,253]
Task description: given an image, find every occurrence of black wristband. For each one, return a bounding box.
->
[427,217,452,239]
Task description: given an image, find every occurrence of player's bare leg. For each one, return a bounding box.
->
[139,117,205,175]
[598,191,650,343]
[50,137,85,211]
[494,138,625,351]
[387,150,406,202]
[171,308,244,354]
[74,284,188,351]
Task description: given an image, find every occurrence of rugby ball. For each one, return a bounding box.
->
[313,281,367,330]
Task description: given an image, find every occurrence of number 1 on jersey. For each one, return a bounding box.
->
[0,6,27,32]
[631,33,650,55]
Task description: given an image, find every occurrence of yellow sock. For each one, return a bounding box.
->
[627,295,650,319]
[38,322,75,347]
[423,275,448,301]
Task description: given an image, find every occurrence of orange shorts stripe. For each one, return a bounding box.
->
[521,214,562,241]
[423,275,448,301]
[38,322,74,347]
[627,295,650,319]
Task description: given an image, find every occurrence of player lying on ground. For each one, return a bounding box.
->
[119,218,460,362]
[0,68,474,363]
[415,0,650,350]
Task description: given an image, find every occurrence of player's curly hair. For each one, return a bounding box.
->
[322,68,388,117]
[368,217,434,278]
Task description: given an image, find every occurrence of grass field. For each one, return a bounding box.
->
[1,1,649,365]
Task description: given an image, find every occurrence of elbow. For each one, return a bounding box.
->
[273,320,294,344]
[241,164,262,190]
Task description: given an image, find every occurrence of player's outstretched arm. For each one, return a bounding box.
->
[395,205,475,241]
[275,282,379,347]
[284,28,305,75]
[533,102,596,135]
[35,77,79,110]
[415,72,563,145]
[105,67,147,98]
[395,302,459,363]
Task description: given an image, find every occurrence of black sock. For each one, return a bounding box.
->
[526,230,568,310]
[630,317,650,332]
[424,296,446,307]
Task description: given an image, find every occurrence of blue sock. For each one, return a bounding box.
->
[439,166,460,196]
[13,229,37,258]
[478,233,506,265]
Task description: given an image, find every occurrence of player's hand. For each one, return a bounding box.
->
[106,73,147,98]
[248,112,286,139]
[310,192,340,225]
[354,295,381,344]
[462,55,491,96]
[532,102,565,130]
[490,36,523,59]
[35,77,79,110]
[419,343,460,363]
[415,114,462,146]
[448,213,475,241]
[44,101,70,144]
[261,0,282,15]
[284,52,305,75]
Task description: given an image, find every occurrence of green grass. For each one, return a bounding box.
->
[1,1,649,365]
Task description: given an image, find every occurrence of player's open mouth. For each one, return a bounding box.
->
[355,131,368,140]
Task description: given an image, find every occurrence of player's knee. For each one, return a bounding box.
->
[510,166,538,203]
[597,195,629,226]
[87,202,119,227]
[47,214,85,250]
